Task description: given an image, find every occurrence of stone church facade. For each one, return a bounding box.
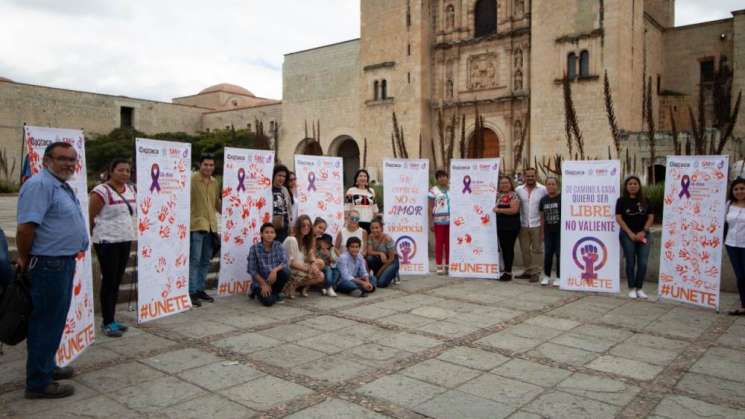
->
[1,0,744,185]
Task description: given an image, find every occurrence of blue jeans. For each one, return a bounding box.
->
[322,266,340,289]
[26,255,75,392]
[726,246,745,307]
[189,232,213,293]
[336,275,377,294]
[543,231,560,277]
[367,256,400,288]
[0,228,13,286]
[619,231,651,289]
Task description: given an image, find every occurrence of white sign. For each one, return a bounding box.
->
[135,138,192,323]
[448,158,501,279]
[560,160,621,293]
[217,148,274,296]
[23,126,94,367]
[658,155,728,310]
[294,155,344,237]
[383,159,429,275]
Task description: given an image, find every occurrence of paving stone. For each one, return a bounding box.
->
[436,346,510,371]
[499,296,555,311]
[600,302,670,329]
[213,332,281,354]
[217,314,278,329]
[414,389,516,419]
[111,376,206,413]
[418,320,481,338]
[296,315,360,331]
[376,332,443,352]
[528,342,599,366]
[220,375,313,411]
[22,395,137,419]
[476,330,542,353]
[717,323,745,347]
[285,398,387,419]
[336,323,396,342]
[623,333,690,352]
[294,356,369,383]
[550,332,618,353]
[410,305,457,320]
[507,412,545,419]
[69,344,123,370]
[571,324,633,343]
[0,359,25,386]
[492,359,572,387]
[178,361,265,391]
[99,333,178,356]
[447,310,517,328]
[159,393,256,419]
[401,359,482,388]
[676,372,745,405]
[523,315,580,331]
[342,343,413,368]
[339,304,397,320]
[644,307,718,339]
[522,390,620,419]
[378,313,437,329]
[167,319,238,338]
[504,323,565,341]
[258,323,325,342]
[609,342,679,366]
[557,373,641,406]
[76,361,167,392]
[1,383,101,417]
[142,348,223,373]
[587,355,664,381]
[248,343,326,368]
[259,305,312,321]
[357,374,447,409]
[457,373,544,407]
[690,346,745,383]
[295,332,366,354]
[652,394,745,419]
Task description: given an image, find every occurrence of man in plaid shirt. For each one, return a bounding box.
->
[247,223,290,306]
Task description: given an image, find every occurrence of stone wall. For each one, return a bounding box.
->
[201,103,281,134]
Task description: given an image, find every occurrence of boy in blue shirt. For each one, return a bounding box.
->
[336,237,376,297]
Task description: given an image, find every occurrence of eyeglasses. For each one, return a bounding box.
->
[51,156,77,164]
[350,216,360,222]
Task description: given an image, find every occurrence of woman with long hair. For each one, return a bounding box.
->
[285,171,298,233]
[366,217,399,288]
[615,176,655,299]
[493,176,521,281]
[282,215,324,298]
[345,169,379,233]
[725,178,745,315]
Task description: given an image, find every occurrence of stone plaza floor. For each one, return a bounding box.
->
[2,276,745,418]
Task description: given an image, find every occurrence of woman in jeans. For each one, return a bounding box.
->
[724,178,745,316]
[366,217,399,287]
[89,159,137,337]
[615,176,655,299]
[494,176,521,281]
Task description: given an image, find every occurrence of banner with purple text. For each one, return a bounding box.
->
[383,159,429,275]
[560,160,621,293]
[218,148,274,296]
[23,126,94,367]
[658,155,728,310]
[448,159,501,279]
[294,155,344,237]
[136,138,192,323]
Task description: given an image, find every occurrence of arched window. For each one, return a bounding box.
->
[474,0,497,38]
[446,79,454,98]
[381,79,387,99]
[445,4,455,29]
[514,69,523,91]
[567,52,577,80]
[579,50,590,77]
[374,80,379,100]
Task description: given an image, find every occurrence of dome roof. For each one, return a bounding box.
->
[199,83,254,97]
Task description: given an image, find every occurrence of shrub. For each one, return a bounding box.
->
[644,182,664,223]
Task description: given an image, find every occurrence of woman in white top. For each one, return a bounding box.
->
[725,178,745,316]
[345,169,379,232]
[89,159,137,337]
[283,215,324,298]
[336,210,368,255]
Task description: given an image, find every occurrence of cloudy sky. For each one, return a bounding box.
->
[0,0,740,102]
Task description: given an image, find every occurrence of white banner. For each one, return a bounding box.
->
[22,126,94,367]
[217,148,274,296]
[448,159,501,279]
[383,159,429,275]
[294,155,344,237]
[560,160,621,293]
[135,138,192,323]
[658,156,728,310]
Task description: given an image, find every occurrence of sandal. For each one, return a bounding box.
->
[728,308,745,316]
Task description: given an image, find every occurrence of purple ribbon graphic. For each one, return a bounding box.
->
[150,163,161,193]
[307,172,317,192]
[462,175,472,194]
[237,168,246,192]
[679,175,691,199]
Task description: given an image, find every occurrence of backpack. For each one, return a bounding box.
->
[0,270,32,346]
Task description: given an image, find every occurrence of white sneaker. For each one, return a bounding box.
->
[628,289,638,299]
[436,265,445,274]
[321,288,327,296]
[326,287,337,297]
[552,278,561,287]
[636,289,648,299]
[540,276,550,286]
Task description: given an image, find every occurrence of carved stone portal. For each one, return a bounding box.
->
[468,53,498,90]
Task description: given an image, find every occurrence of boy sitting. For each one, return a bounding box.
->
[247,223,290,306]
[336,237,376,297]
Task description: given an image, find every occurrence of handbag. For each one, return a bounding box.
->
[0,270,32,346]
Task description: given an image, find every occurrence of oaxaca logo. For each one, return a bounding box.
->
[572,237,608,280]
[395,235,417,264]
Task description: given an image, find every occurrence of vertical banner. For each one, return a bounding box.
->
[449,159,501,279]
[658,156,728,310]
[383,159,429,275]
[23,126,94,367]
[217,148,274,296]
[136,138,192,323]
[560,160,621,293]
[294,155,344,237]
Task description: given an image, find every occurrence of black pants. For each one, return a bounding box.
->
[257,268,290,307]
[498,229,520,273]
[544,231,561,277]
[94,242,132,325]
[726,246,745,307]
